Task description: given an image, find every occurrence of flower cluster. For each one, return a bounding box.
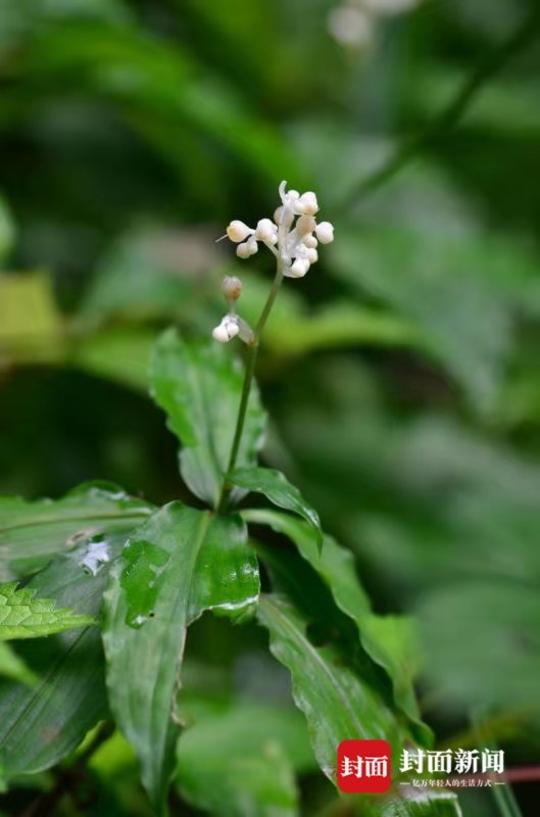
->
[328,0,421,50]
[212,181,334,344]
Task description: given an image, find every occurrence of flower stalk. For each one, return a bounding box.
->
[213,181,334,512]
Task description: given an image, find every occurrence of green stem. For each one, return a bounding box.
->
[216,258,284,513]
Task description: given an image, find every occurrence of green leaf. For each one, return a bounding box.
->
[244,510,429,743]
[258,595,400,783]
[103,502,259,814]
[231,468,321,543]
[0,583,94,640]
[0,530,127,781]
[176,701,314,817]
[150,329,265,507]
[0,481,153,580]
[0,642,36,687]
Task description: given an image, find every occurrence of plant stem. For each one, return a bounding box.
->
[216,258,284,513]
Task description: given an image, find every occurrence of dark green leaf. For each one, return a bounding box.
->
[0,583,94,640]
[150,329,265,507]
[176,701,314,817]
[258,595,400,783]
[231,468,321,542]
[244,509,429,743]
[0,481,153,580]
[103,503,259,814]
[0,532,127,781]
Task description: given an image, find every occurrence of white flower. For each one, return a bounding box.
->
[255,218,278,244]
[212,315,240,343]
[315,221,335,244]
[218,180,334,290]
[297,192,319,216]
[227,220,253,243]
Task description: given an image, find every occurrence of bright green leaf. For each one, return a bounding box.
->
[103,503,259,815]
[0,582,94,640]
[231,468,321,543]
[150,329,265,507]
[0,481,153,580]
[258,594,400,784]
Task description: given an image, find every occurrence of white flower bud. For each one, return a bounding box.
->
[273,206,284,225]
[255,218,278,244]
[304,234,318,248]
[212,315,239,343]
[226,220,252,243]
[247,236,259,255]
[297,192,319,216]
[315,221,335,244]
[222,276,242,301]
[296,215,317,236]
[306,247,319,264]
[289,258,310,278]
[236,242,251,259]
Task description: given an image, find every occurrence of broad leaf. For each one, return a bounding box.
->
[103,502,259,814]
[244,509,429,742]
[0,481,153,580]
[0,583,94,640]
[176,701,314,817]
[231,468,321,543]
[258,595,400,783]
[0,531,127,781]
[150,329,266,507]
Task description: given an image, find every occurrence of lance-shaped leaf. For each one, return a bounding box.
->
[103,503,259,815]
[0,583,94,640]
[0,530,127,781]
[0,481,153,580]
[230,468,321,545]
[176,702,314,817]
[245,509,430,745]
[258,594,400,782]
[150,329,266,507]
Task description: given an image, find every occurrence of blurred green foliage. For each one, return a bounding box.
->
[1,0,540,814]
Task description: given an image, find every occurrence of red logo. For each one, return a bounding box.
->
[337,740,392,794]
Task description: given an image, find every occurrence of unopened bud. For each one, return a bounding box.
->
[255,218,278,244]
[297,192,319,216]
[222,276,242,301]
[304,234,318,248]
[290,258,310,278]
[237,242,251,259]
[227,220,252,243]
[315,221,334,244]
[296,215,317,236]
